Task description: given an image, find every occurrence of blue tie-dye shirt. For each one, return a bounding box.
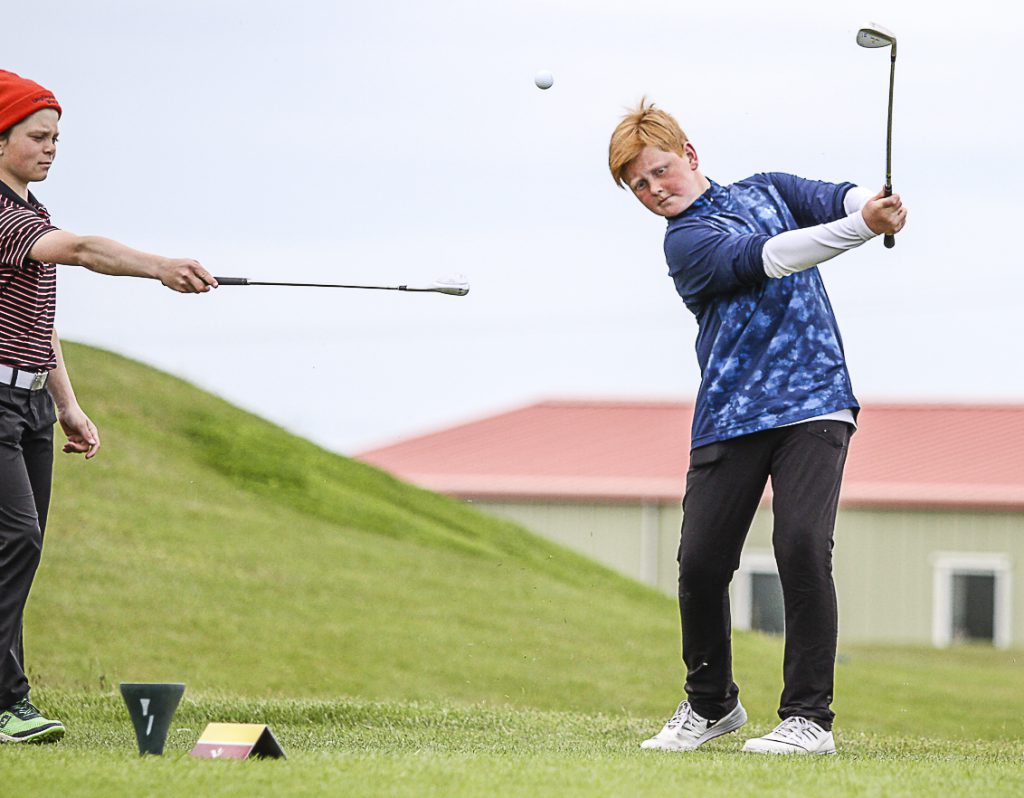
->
[664,172,860,449]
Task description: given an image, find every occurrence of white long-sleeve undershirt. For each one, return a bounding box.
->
[763,186,875,430]
[762,186,877,279]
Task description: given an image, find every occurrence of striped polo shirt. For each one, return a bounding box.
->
[0,180,58,371]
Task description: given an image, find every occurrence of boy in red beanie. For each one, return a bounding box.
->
[0,69,62,131]
[0,69,217,743]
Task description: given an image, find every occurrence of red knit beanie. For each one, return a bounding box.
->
[0,69,61,133]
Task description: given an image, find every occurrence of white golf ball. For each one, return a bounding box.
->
[534,70,554,90]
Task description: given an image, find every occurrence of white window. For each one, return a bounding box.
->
[931,553,1013,649]
[733,551,785,635]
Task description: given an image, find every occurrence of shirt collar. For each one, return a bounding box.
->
[666,179,723,222]
[0,179,42,211]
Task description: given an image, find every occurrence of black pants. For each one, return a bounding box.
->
[677,420,851,730]
[0,385,55,709]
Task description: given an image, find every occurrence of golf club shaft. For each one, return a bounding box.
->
[217,277,404,290]
[214,277,467,295]
[884,50,896,249]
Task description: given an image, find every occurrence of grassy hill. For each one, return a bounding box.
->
[25,343,1023,741]
[32,342,688,714]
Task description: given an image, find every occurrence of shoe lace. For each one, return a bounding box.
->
[8,698,41,721]
[665,701,698,731]
[772,717,822,744]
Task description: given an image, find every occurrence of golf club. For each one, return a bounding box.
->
[213,274,470,296]
[856,23,898,249]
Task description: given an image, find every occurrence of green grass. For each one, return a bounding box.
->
[33,343,685,715]
[5,343,1022,795]
[4,693,1022,797]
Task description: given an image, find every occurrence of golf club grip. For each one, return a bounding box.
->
[883,185,895,249]
[213,277,249,285]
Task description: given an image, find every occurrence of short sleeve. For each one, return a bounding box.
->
[0,206,58,268]
[763,173,855,227]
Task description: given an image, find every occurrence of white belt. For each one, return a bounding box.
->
[0,364,49,391]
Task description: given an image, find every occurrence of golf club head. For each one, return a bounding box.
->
[429,274,470,296]
[857,24,896,49]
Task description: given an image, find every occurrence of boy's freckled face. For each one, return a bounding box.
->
[0,109,59,189]
[623,144,708,218]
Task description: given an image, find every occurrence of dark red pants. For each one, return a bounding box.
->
[677,419,852,730]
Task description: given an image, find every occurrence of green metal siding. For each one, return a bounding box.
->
[833,508,1022,645]
[479,502,648,579]
[472,499,1022,647]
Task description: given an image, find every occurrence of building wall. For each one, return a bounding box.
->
[831,508,1022,646]
[473,499,1023,647]
[476,499,683,592]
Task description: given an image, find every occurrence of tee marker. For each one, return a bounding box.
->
[189,722,287,759]
[120,682,185,756]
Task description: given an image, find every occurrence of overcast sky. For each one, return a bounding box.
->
[7,0,1023,452]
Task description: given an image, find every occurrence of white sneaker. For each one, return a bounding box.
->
[640,700,747,751]
[742,716,836,755]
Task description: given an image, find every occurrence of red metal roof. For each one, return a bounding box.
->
[356,400,1024,510]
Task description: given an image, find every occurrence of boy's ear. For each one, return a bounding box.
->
[684,142,699,168]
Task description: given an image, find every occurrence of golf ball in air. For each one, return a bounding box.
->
[534,71,554,90]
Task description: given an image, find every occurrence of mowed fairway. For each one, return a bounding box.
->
[8,343,1023,796]
[4,693,1022,797]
